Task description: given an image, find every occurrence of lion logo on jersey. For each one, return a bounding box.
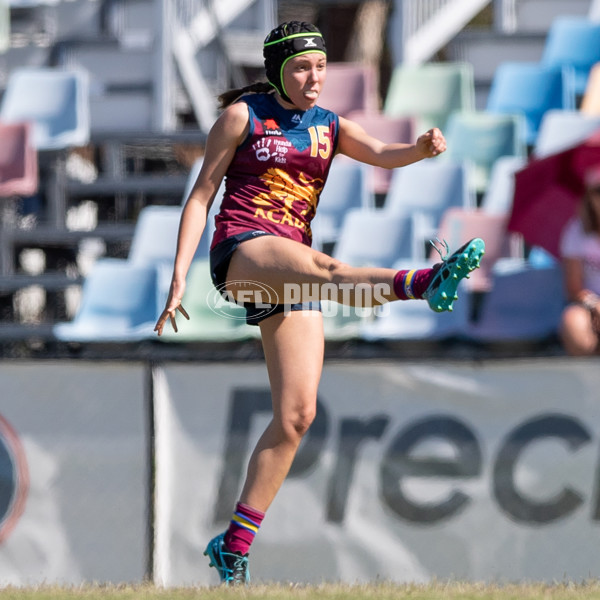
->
[252,168,324,235]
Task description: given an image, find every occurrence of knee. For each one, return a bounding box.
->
[279,401,317,442]
[313,253,347,284]
[560,305,598,356]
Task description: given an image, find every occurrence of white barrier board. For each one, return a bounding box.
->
[0,361,148,585]
[155,359,600,585]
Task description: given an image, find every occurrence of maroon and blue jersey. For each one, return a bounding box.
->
[211,93,339,248]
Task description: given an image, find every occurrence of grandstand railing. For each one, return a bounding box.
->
[168,0,276,132]
[398,0,492,65]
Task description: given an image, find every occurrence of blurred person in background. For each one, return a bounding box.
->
[560,166,600,356]
[154,20,485,585]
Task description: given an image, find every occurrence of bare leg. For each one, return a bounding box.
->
[226,234,399,307]
[560,304,600,356]
[238,309,325,512]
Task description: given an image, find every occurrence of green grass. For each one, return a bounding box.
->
[2,583,600,600]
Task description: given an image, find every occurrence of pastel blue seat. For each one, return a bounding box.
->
[466,262,566,342]
[333,209,414,267]
[486,62,576,146]
[443,111,527,193]
[541,16,600,95]
[0,68,90,150]
[53,259,158,342]
[384,160,474,258]
[312,158,374,250]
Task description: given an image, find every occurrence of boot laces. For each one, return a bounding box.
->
[429,237,450,261]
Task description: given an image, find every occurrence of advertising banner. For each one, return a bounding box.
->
[154,359,600,586]
[0,362,148,585]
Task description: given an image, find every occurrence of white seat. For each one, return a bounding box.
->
[533,109,600,158]
[480,156,527,215]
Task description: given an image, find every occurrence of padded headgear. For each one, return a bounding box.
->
[263,21,327,103]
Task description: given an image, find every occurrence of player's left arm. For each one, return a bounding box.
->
[336,115,446,169]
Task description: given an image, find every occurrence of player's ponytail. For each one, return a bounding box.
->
[218,81,274,109]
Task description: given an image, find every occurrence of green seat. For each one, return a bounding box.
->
[443,111,527,194]
[383,62,475,133]
[158,260,259,342]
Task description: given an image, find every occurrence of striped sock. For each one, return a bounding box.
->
[393,268,436,300]
[223,502,265,555]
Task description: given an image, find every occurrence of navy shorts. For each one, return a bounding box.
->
[209,230,322,326]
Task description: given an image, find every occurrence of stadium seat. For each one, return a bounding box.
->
[480,155,527,216]
[312,157,374,250]
[540,16,600,96]
[466,262,566,342]
[443,111,527,194]
[156,260,258,342]
[0,122,38,197]
[533,109,600,158]
[384,62,475,133]
[321,299,365,341]
[432,207,513,293]
[384,160,475,258]
[345,111,416,196]
[581,62,600,115]
[360,258,471,341]
[0,67,90,150]
[53,259,159,342]
[57,41,154,133]
[486,62,577,146]
[333,209,414,268]
[316,62,379,117]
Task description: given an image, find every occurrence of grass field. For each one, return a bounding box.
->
[2,583,600,600]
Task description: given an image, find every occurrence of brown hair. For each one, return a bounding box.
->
[217,81,274,109]
[580,188,600,234]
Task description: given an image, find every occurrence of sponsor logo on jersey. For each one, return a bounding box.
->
[263,118,282,136]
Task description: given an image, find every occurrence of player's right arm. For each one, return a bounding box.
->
[154,101,250,335]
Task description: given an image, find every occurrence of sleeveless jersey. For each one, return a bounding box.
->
[211,93,339,249]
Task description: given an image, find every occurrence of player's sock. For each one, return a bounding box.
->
[223,502,265,555]
[393,268,437,300]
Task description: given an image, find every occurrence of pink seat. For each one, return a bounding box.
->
[346,110,416,195]
[317,62,379,117]
[0,122,38,197]
[430,208,512,292]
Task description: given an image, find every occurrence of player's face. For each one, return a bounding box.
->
[280,53,327,110]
